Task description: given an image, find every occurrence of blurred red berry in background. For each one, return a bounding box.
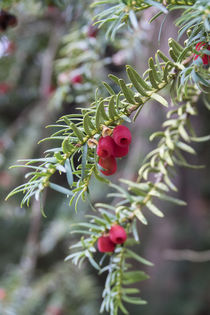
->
[87,25,98,38]
[194,42,210,65]
[0,288,6,301]
[0,83,10,94]
[71,74,83,84]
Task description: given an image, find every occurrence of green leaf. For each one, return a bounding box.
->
[118,301,129,315]
[125,249,153,266]
[179,125,190,142]
[120,179,150,191]
[119,79,136,104]
[85,251,100,270]
[81,144,88,180]
[95,101,109,130]
[176,141,196,154]
[126,66,149,96]
[146,201,164,217]
[65,159,73,187]
[191,135,210,142]
[108,73,120,85]
[135,210,148,225]
[148,69,159,89]
[103,81,115,95]
[108,95,118,120]
[71,123,84,142]
[49,182,73,196]
[123,271,149,285]
[157,50,171,63]
[145,0,167,13]
[54,151,64,163]
[152,191,187,206]
[83,113,94,135]
[148,57,162,83]
[62,137,74,154]
[122,296,147,305]
[63,116,71,126]
[94,168,110,184]
[151,93,168,107]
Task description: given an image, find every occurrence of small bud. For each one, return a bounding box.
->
[113,125,132,147]
[97,235,115,253]
[113,143,129,158]
[87,138,98,148]
[102,125,112,137]
[97,136,115,158]
[109,225,127,244]
[98,155,117,176]
[194,42,210,65]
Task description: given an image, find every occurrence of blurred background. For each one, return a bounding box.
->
[0,1,210,314]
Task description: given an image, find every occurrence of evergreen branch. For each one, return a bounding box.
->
[7,38,208,208]
[7,40,188,206]
[92,0,196,39]
[65,81,210,313]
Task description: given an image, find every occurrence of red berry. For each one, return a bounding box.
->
[71,74,83,84]
[194,42,210,65]
[98,155,117,176]
[97,136,115,158]
[97,235,115,253]
[109,225,127,244]
[113,143,129,158]
[113,125,132,147]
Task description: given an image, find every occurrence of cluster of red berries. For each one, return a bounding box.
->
[97,125,132,176]
[194,42,210,65]
[97,224,127,253]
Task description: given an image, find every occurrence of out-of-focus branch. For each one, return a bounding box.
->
[163,249,210,262]
[20,20,63,282]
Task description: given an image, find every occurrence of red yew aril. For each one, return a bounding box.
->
[97,235,115,253]
[194,42,210,65]
[97,136,115,158]
[113,143,129,158]
[109,225,127,244]
[113,125,132,147]
[98,155,117,176]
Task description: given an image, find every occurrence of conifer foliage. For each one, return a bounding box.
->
[3,0,210,314]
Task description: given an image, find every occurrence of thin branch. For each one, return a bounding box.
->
[163,249,210,262]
